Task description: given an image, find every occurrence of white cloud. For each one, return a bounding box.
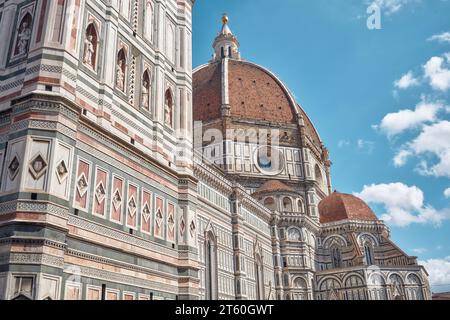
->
[424,53,450,91]
[393,149,412,167]
[377,100,443,136]
[355,182,450,227]
[394,71,419,89]
[369,0,415,15]
[419,257,450,290]
[444,188,450,198]
[411,248,427,254]
[357,139,375,154]
[407,121,450,178]
[428,32,450,44]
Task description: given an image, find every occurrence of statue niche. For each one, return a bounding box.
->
[116,49,127,92]
[83,23,98,69]
[142,70,151,110]
[14,13,33,56]
[164,88,173,127]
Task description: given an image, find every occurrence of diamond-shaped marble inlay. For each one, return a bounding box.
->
[168,215,174,231]
[8,156,20,180]
[76,174,88,197]
[29,153,48,180]
[128,196,137,217]
[142,203,151,222]
[156,209,163,226]
[95,182,106,203]
[180,218,186,236]
[189,220,196,237]
[56,160,68,184]
[112,190,122,210]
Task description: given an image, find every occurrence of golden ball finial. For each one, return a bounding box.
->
[222,14,228,25]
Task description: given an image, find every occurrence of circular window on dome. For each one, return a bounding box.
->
[254,146,285,176]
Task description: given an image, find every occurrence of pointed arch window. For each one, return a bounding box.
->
[116,48,127,92]
[205,231,218,300]
[120,0,131,19]
[166,23,175,63]
[364,242,375,266]
[144,1,154,42]
[164,88,173,127]
[83,23,98,69]
[331,246,342,269]
[14,13,33,56]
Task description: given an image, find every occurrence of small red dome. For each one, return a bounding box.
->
[318,192,378,223]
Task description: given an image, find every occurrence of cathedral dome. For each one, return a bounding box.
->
[192,16,322,150]
[318,192,378,224]
[194,59,297,124]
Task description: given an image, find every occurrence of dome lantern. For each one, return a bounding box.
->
[212,14,241,61]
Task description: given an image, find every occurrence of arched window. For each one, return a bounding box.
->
[205,231,218,300]
[164,88,173,127]
[364,242,374,266]
[254,254,264,300]
[144,1,154,42]
[221,47,225,58]
[368,272,387,300]
[344,275,365,300]
[120,0,130,19]
[331,246,342,269]
[406,274,423,300]
[314,164,324,190]
[282,197,293,212]
[141,70,151,110]
[166,23,175,63]
[263,197,276,211]
[389,274,404,300]
[83,23,98,69]
[296,198,304,213]
[14,13,33,56]
[228,46,232,57]
[319,278,341,300]
[115,48,127,92]
[292,277,308,300]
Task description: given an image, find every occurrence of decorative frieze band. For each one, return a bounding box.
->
[0,200,69,219]
[9,119,76,139]
[0,253,64,268]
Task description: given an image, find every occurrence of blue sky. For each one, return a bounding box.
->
[192,0,450,292]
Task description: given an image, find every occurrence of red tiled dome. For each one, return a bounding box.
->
[193,60,295,124]
[192,62,222,123]
[193,59,322,146]
[318,192,378,223]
